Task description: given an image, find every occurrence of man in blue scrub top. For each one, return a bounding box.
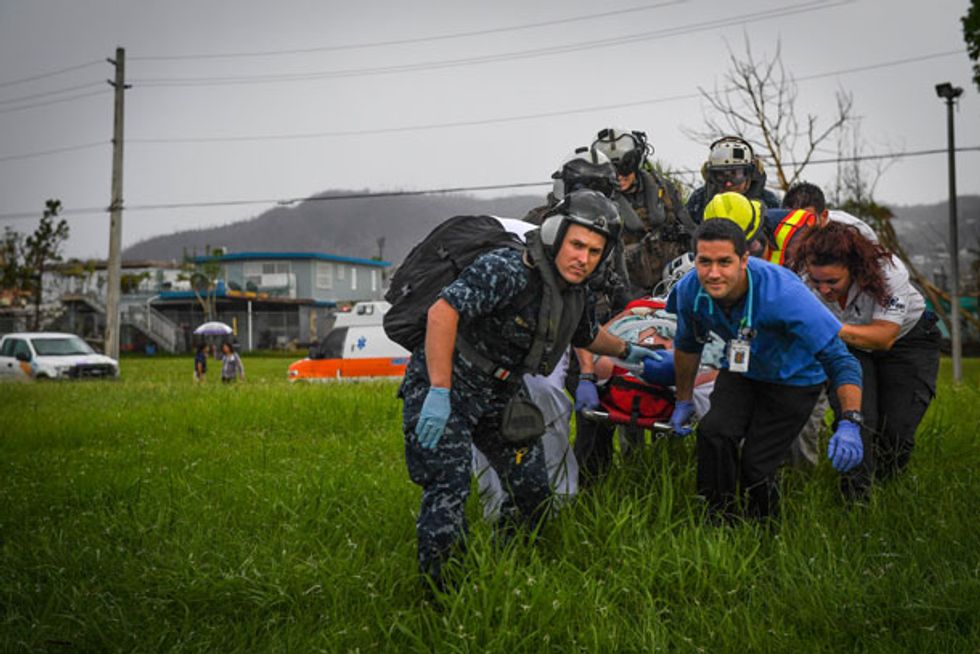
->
[667,219,864,522]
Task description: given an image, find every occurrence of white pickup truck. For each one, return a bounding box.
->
[0,332,120,380]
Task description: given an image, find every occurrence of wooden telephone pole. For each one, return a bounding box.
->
[104,47,129,359]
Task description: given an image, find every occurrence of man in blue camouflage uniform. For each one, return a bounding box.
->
[400,190,663,589]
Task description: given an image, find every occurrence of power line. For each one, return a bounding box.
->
[0,88,111,116]
[1,47,961,162]
[0,205,110,221]
[0,81,105,107]
[133,0,853,87]
[127,49,959,145]
[0,182,553,220]
[131,0,689,61]
[793,49,962,84]
[0,141,108,163]
[0,59,103,89]
[129,90,704,144]
[1,146,977,222]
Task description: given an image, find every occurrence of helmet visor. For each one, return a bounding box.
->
[561,160,618,197]
[708,166,751,186]
[613,149,643,177]
[567,177,617,198]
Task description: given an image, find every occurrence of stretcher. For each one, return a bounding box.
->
[583,298,679,437]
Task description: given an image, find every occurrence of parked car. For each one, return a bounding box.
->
[0,332,120,380]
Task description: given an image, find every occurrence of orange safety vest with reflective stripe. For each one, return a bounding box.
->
[767,209,816,266]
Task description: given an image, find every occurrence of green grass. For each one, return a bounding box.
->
[1,357,978,652]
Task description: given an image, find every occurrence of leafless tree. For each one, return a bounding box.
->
[686,38,853,192]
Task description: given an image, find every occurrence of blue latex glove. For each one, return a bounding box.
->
[828,420,863,472]
[639,350,676,386]
[670,399,696,437]
[415,387,451,450]
[575,379,600,412]
[622,342,664,364]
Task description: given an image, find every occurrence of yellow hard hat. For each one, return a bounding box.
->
[702,192,762,240]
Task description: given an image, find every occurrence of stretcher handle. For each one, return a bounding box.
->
[579,408,673,432]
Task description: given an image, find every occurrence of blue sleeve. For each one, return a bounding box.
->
[815,337,862,389]
[762,188,782,210]
[776,269,843,355]
[667,282,704,354]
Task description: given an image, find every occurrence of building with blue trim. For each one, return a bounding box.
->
[193,251,389,304]
[36,251,392,353]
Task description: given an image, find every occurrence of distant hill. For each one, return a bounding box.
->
[890,195,980,260]
[123,190,980,276]
[122,191,545,265]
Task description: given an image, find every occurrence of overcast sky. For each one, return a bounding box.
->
[1,0,977,260]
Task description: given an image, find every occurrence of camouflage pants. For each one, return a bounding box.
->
[401,357,551,583]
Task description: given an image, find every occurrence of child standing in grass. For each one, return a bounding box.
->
[219,342,245,383]
[194,343,208,382]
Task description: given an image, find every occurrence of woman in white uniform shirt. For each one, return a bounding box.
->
[792,222,940,500]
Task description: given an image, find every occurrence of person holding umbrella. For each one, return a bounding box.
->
[193,321,236,382]
[219,342,245,383]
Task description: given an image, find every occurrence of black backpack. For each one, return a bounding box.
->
[383,215,525,351]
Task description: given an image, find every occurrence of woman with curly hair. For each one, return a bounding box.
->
[793,223,940,500]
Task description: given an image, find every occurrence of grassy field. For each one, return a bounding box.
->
[1,356,979,652]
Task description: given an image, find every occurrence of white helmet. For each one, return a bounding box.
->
[653,252,695,297]
[551,147,618,199]
[706,136,755,169]
[592,128,652,176]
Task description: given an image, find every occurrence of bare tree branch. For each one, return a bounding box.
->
[686,36,856,193]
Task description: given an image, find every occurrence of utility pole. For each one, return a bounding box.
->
[935,82,963,384]
[104,47,129,359]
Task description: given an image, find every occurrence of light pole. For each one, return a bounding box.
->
[935,82,963,384]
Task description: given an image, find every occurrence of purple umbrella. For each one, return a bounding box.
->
[193,321,233,336]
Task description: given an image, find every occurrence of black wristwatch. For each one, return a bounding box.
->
[620,341,632,359]
[841,410,864,426]
[579,373,597,383]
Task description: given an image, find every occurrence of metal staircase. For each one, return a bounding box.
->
[123,304,183,353]
[59,293,184,353]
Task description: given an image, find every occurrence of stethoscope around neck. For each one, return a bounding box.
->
[693,267,755,339]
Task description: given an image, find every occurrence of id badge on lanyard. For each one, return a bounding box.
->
[727,327,754,373]
[728,338,750,372]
